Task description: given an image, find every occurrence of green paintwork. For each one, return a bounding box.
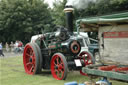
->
[48,42,62,49]
[76,12,128,24]
[82,67,128,81]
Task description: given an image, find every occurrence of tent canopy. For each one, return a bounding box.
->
[76,12,128,24]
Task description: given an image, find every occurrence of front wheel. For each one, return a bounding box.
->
[79,51,95,76]
[51,53,68,80]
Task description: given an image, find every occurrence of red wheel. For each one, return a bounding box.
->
[51,53,68,80]
[23,43,42,75]
[79,51,94,76]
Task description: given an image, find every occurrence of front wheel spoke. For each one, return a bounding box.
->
[57,70,60,77]
[84,56,88,59]
[86,60,89,64]
[60,70,64,77]
[83,58,86,64]
[54,69,58,73]
[59,64,64,69]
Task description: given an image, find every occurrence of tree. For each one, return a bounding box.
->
[51,0,67,26]
[0,0,53,44]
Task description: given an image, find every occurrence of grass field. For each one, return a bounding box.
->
[0,56,128,85]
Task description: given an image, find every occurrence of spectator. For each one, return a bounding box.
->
[6,42,9,52]
[14,40,23,53]
[10,41,14,52]
[14,40,19,53]
[0,42,4,57]
[18,41,23,47]
[18,41,24,53]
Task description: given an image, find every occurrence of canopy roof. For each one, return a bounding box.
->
[76,12,128,24]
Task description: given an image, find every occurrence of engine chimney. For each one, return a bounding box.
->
[64,5,74,35]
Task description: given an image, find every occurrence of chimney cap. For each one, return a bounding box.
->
[64,5,74,12]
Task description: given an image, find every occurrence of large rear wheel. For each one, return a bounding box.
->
[51,53,68,80]
[79,51,95,76]
[23,43,42,75]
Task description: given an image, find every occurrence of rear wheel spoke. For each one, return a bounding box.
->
[54,69,58,73]
[26,53,30,57]
[54,62,57,66]
[56,57,59,65]
[26,62,32,66]
[30,49,33,56]
[60,62,63,65]
[29,65,34,72]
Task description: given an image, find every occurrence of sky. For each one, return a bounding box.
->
[44,0,63,8]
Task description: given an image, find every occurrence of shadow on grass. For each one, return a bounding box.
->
[38,70,51,76]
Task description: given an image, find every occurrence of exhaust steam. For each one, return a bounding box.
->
[66,0,97,9]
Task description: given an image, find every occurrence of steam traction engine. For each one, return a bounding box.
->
[23,6,94,80]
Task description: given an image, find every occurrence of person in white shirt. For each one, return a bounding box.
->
[14,41,19,53]
[0,42,4,57]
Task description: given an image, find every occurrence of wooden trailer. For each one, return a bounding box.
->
[76,12,128,82]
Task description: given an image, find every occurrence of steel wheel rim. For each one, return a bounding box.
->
[79,51,93,76]
[51,54,65,80]
[23,44,36,75]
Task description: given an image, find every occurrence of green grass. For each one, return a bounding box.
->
[0,56,128,85]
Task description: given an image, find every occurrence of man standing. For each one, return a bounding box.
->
[0,42,4,57]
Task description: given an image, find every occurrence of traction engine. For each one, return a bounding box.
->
[23,6,94,80]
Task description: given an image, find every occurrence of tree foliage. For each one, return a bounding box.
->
[51,0,66,26]
[0,0,53,44]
